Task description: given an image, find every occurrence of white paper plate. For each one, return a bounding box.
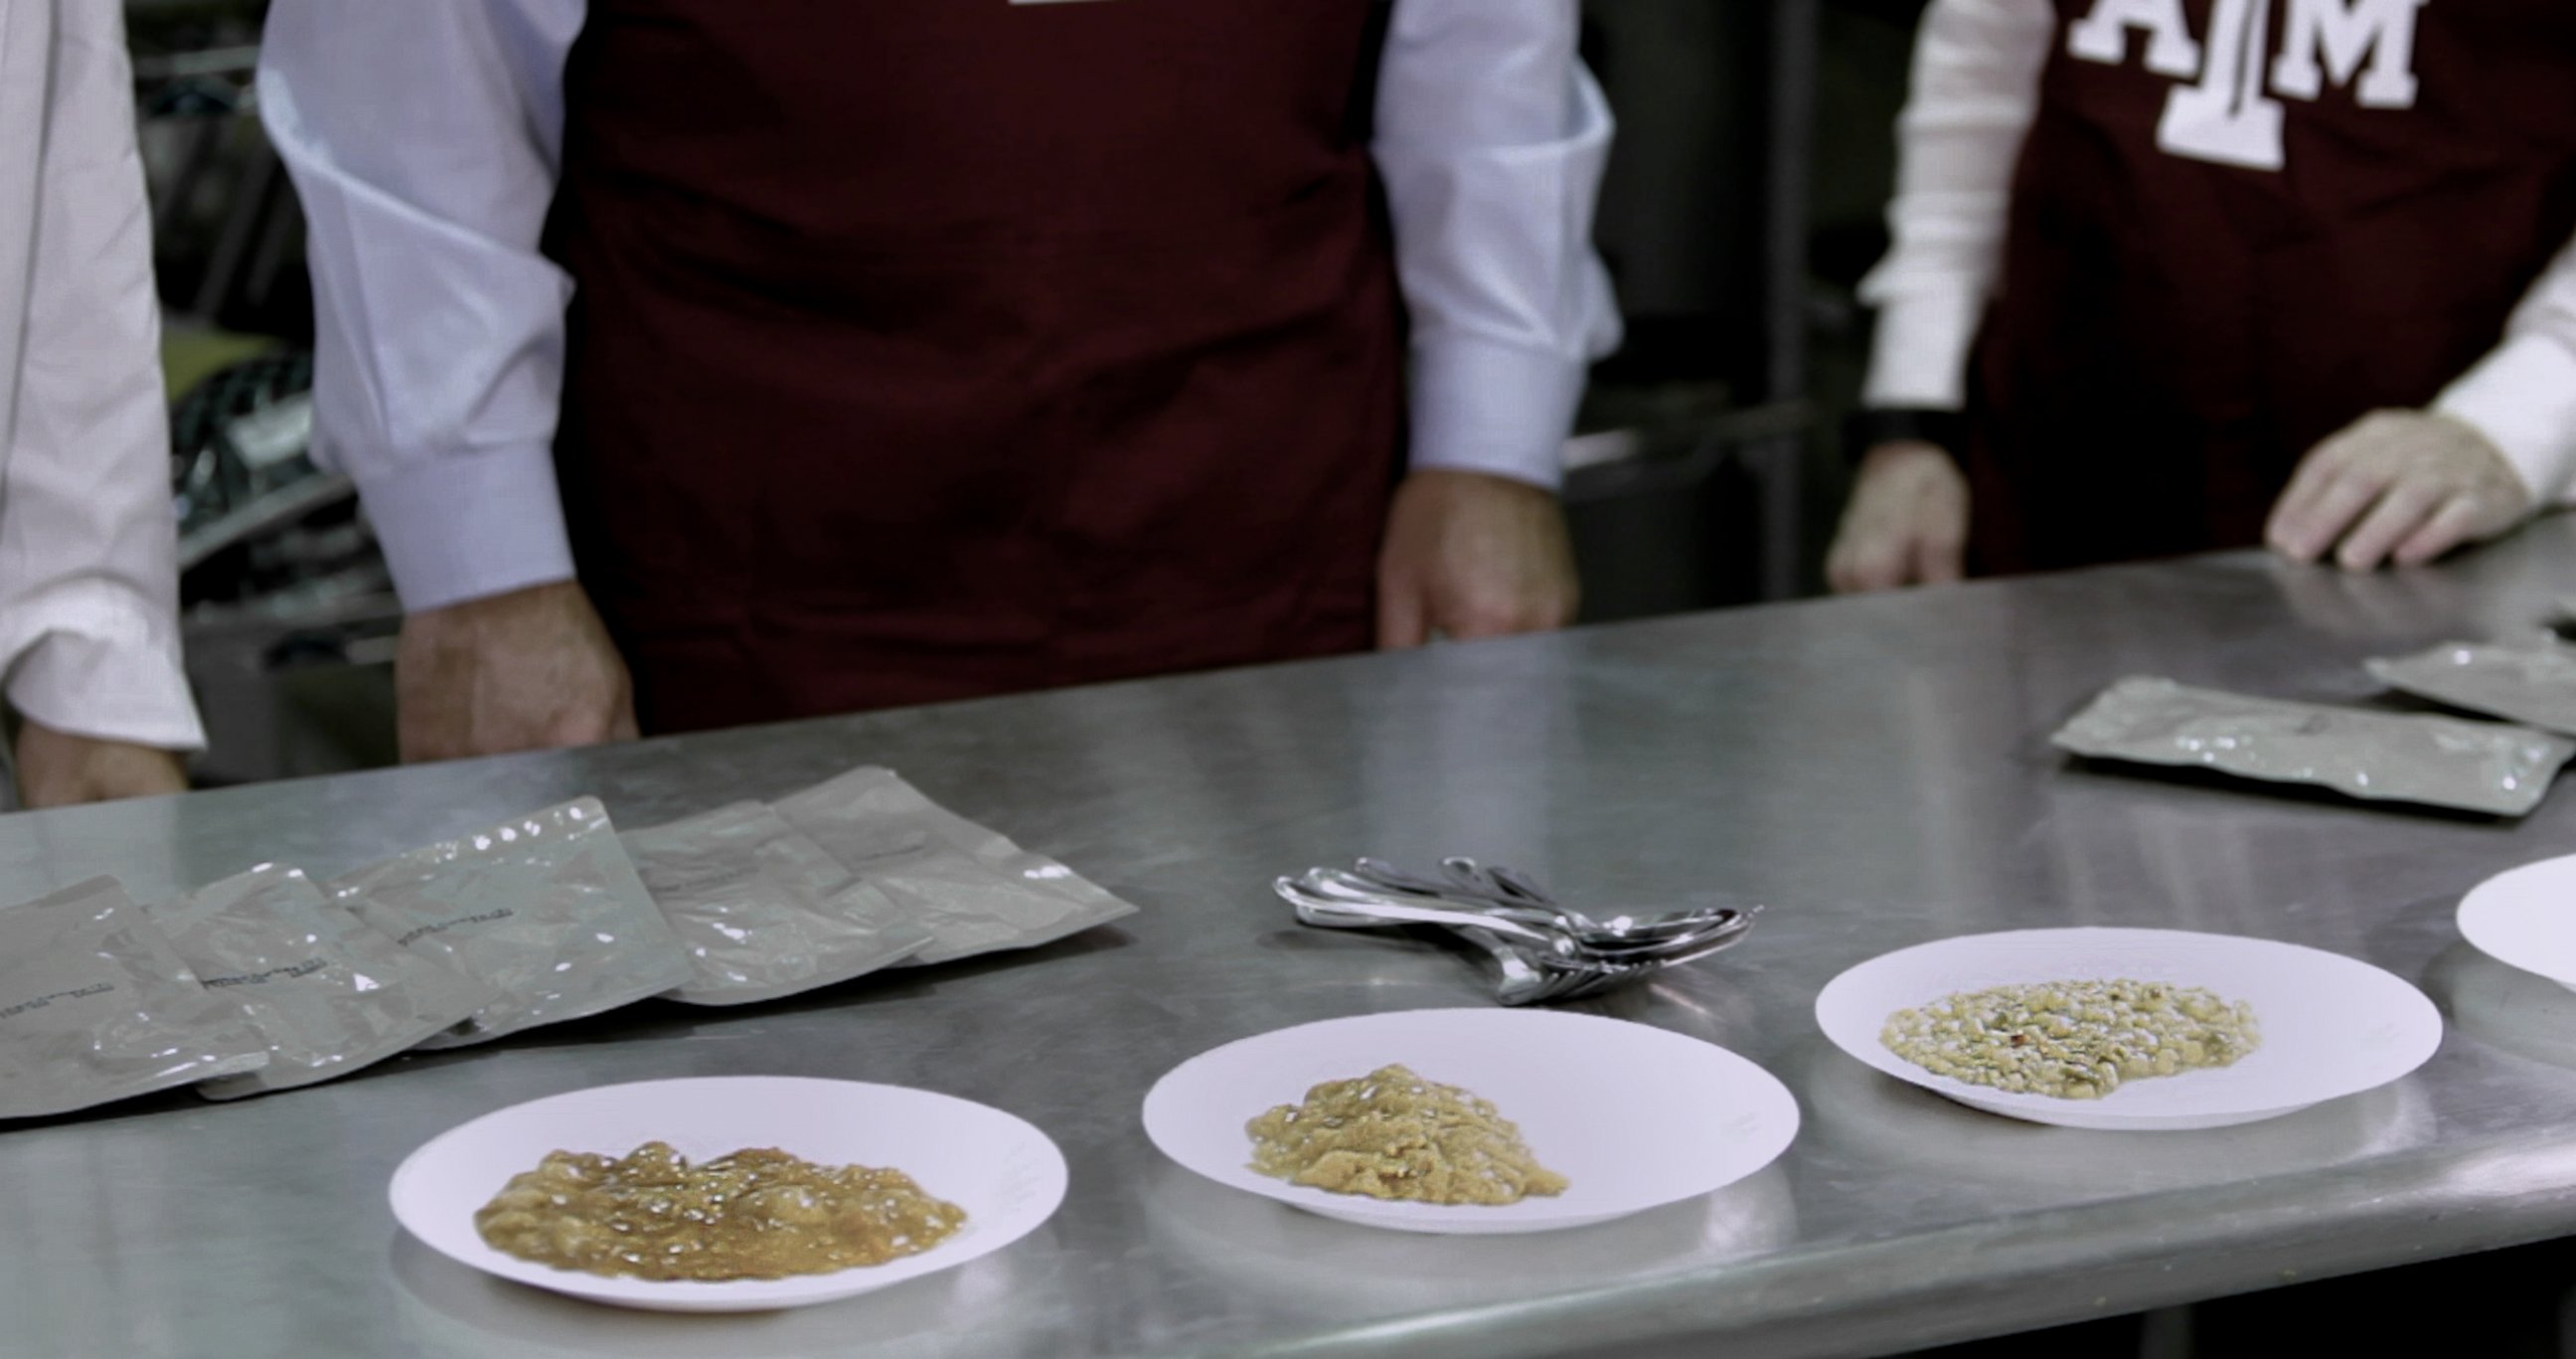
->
[1141,1008,1800,1234]
[1799,1036,2435,1193]
[1139,1159,1799,1316]
[1814,928,2441,1131]
[389,1077,1067,1311]
[2459,854,2576,992]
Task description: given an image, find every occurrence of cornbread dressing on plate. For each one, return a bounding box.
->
[1246,1064,1568,1205]
[1880,979,2259,1100]
[473,1141,966,1280]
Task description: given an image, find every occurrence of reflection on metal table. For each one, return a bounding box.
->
[12,519,2576,1359]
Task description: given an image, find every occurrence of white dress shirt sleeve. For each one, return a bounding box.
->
[257,0,586,612]
[2435,232,2576,508]
[1856,0,2054,413]
[1375,0,1622,492]
[0,0,204,751]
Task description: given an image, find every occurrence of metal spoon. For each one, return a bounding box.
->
[1280,877,1751,962]
[1274,877,1595,959]
[1317,864,1746,952]
[1438,857,1753,946]
[1353,857,1736,938]
[1453,921,1743,1004]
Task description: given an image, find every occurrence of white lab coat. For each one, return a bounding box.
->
[0,0,203,751]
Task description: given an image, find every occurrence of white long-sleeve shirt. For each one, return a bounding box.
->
[0,0,204,751]
[1860,0,2576,505]
[258,0,1624,613]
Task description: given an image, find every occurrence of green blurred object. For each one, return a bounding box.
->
[161,319,277,402]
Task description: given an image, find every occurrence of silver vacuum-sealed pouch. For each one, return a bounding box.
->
[2052,676,2574,816]
[623,801,932,1005]
[0,877,268,1119]
[773,766,1137,964]
[331,798,692,1048]
[2367,635,2576,737]
[151,863,497,1098]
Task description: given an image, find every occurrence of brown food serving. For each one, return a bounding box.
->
[474,1141,966,1280]
[1246,1063,1569,1205]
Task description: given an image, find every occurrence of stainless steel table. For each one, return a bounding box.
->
[13,524,2576,1359]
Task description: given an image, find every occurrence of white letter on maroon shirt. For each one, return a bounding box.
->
[2068,0,2205,78]
[2157,0,2289,170]
[2270,0,2428,107]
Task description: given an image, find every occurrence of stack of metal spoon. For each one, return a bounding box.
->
[1273,857,1758,1005]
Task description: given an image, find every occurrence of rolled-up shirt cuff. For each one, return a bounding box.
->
[1861,286,1985,413]
[5,589,205,752]
[1407,335,1587,492]
[356,443,579,611]
[2434,334,2576,508]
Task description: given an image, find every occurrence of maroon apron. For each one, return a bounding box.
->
[546,1,1403,733]
[1965,0,2576,575]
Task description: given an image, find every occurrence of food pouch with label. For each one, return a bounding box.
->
[331,798,691,1048]
[150,864,497,1098]
[0,877,268,1119]
[772,766,1137,964]
[2052,676,2574,817]
[624,801,932,1005]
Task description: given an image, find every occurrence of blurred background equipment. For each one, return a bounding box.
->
[122,0,1926,781]
[134,0,399,784]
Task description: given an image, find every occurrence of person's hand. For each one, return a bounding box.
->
[1827,440,1971,593]
[2265,410,2533,572]
[397,581,638,763]
[1376,469,1579,647]
[13,722,187,808]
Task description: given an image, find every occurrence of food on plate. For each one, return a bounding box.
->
[474,1141,966,1279]
[1246,1063,1567,1204]
[1881,979,2258,1100]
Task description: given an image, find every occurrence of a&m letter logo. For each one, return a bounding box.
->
[2067,0,2428,170]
